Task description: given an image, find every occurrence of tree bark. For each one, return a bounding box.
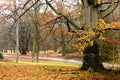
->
[81,40,105,71]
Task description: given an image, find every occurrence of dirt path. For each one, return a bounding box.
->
[3,54,120,69]
[3,54,83,64]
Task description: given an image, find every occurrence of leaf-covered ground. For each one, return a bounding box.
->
[0,61,120,80]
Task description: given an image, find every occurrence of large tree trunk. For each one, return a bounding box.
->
[80,0,105,71]
[81,40,105,71]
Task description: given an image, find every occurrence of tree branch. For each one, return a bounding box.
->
[45,0,82,30]
[23,0,31,9]
[102,2,119,18]
[16,0,39,22]
[96,0,119,7]
[105,28,120,31]
[90,33,100,41]
[65,20,81,38]
[9,0,39,34]
[100,5,111,12]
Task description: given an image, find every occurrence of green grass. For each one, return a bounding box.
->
[34,61,80,67]
[0,61,80,67]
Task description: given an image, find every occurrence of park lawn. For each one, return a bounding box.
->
[0,61,120,80]
[0,61,80,67]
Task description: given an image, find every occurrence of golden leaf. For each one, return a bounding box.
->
[89,41,94,46]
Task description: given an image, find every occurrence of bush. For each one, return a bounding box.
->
[0,53,4,59]
[100,31,119,62]
[100,42,116,62]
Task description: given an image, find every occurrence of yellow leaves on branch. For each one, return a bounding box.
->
[76,19,120,51]
[77,31,95,51]
[97,18,120,32]
[80,43,87,51]
[96,18,106,32]
[80,40,94,51]
[78,31,95,42]
[106,22,120,29]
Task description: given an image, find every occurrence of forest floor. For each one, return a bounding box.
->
[0,59,120,80]
[0,53,120,80]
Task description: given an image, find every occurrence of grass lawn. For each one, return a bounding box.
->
[0,61,120,80]
[0,61,80,67]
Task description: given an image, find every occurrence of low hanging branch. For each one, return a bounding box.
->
[66,20,81,38]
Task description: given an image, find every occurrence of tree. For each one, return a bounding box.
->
[32,0,41,62]
[19,18,32,55]
[45,0,120,71]
[53,26,74,55]
[0,0,41,62]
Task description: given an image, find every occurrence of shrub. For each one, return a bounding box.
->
[0,53,4,59]
[100,42,116,62]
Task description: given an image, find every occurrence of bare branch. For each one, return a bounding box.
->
[23,0,31,9]
[100,5,111,12]
[66,20,81,38]
[90,33,100,41]
[102,2,119,18]
[9,0,39,34]
[105,28,120,31]
[45,0,82,30]
[96,0,119,7]
[16,0,39,22]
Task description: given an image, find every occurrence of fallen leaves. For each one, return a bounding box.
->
[0,62,120,80]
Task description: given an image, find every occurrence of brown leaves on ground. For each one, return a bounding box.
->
[0,63,120,80]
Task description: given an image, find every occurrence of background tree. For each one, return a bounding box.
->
[53,25,74,55]
[18,16,33,55]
